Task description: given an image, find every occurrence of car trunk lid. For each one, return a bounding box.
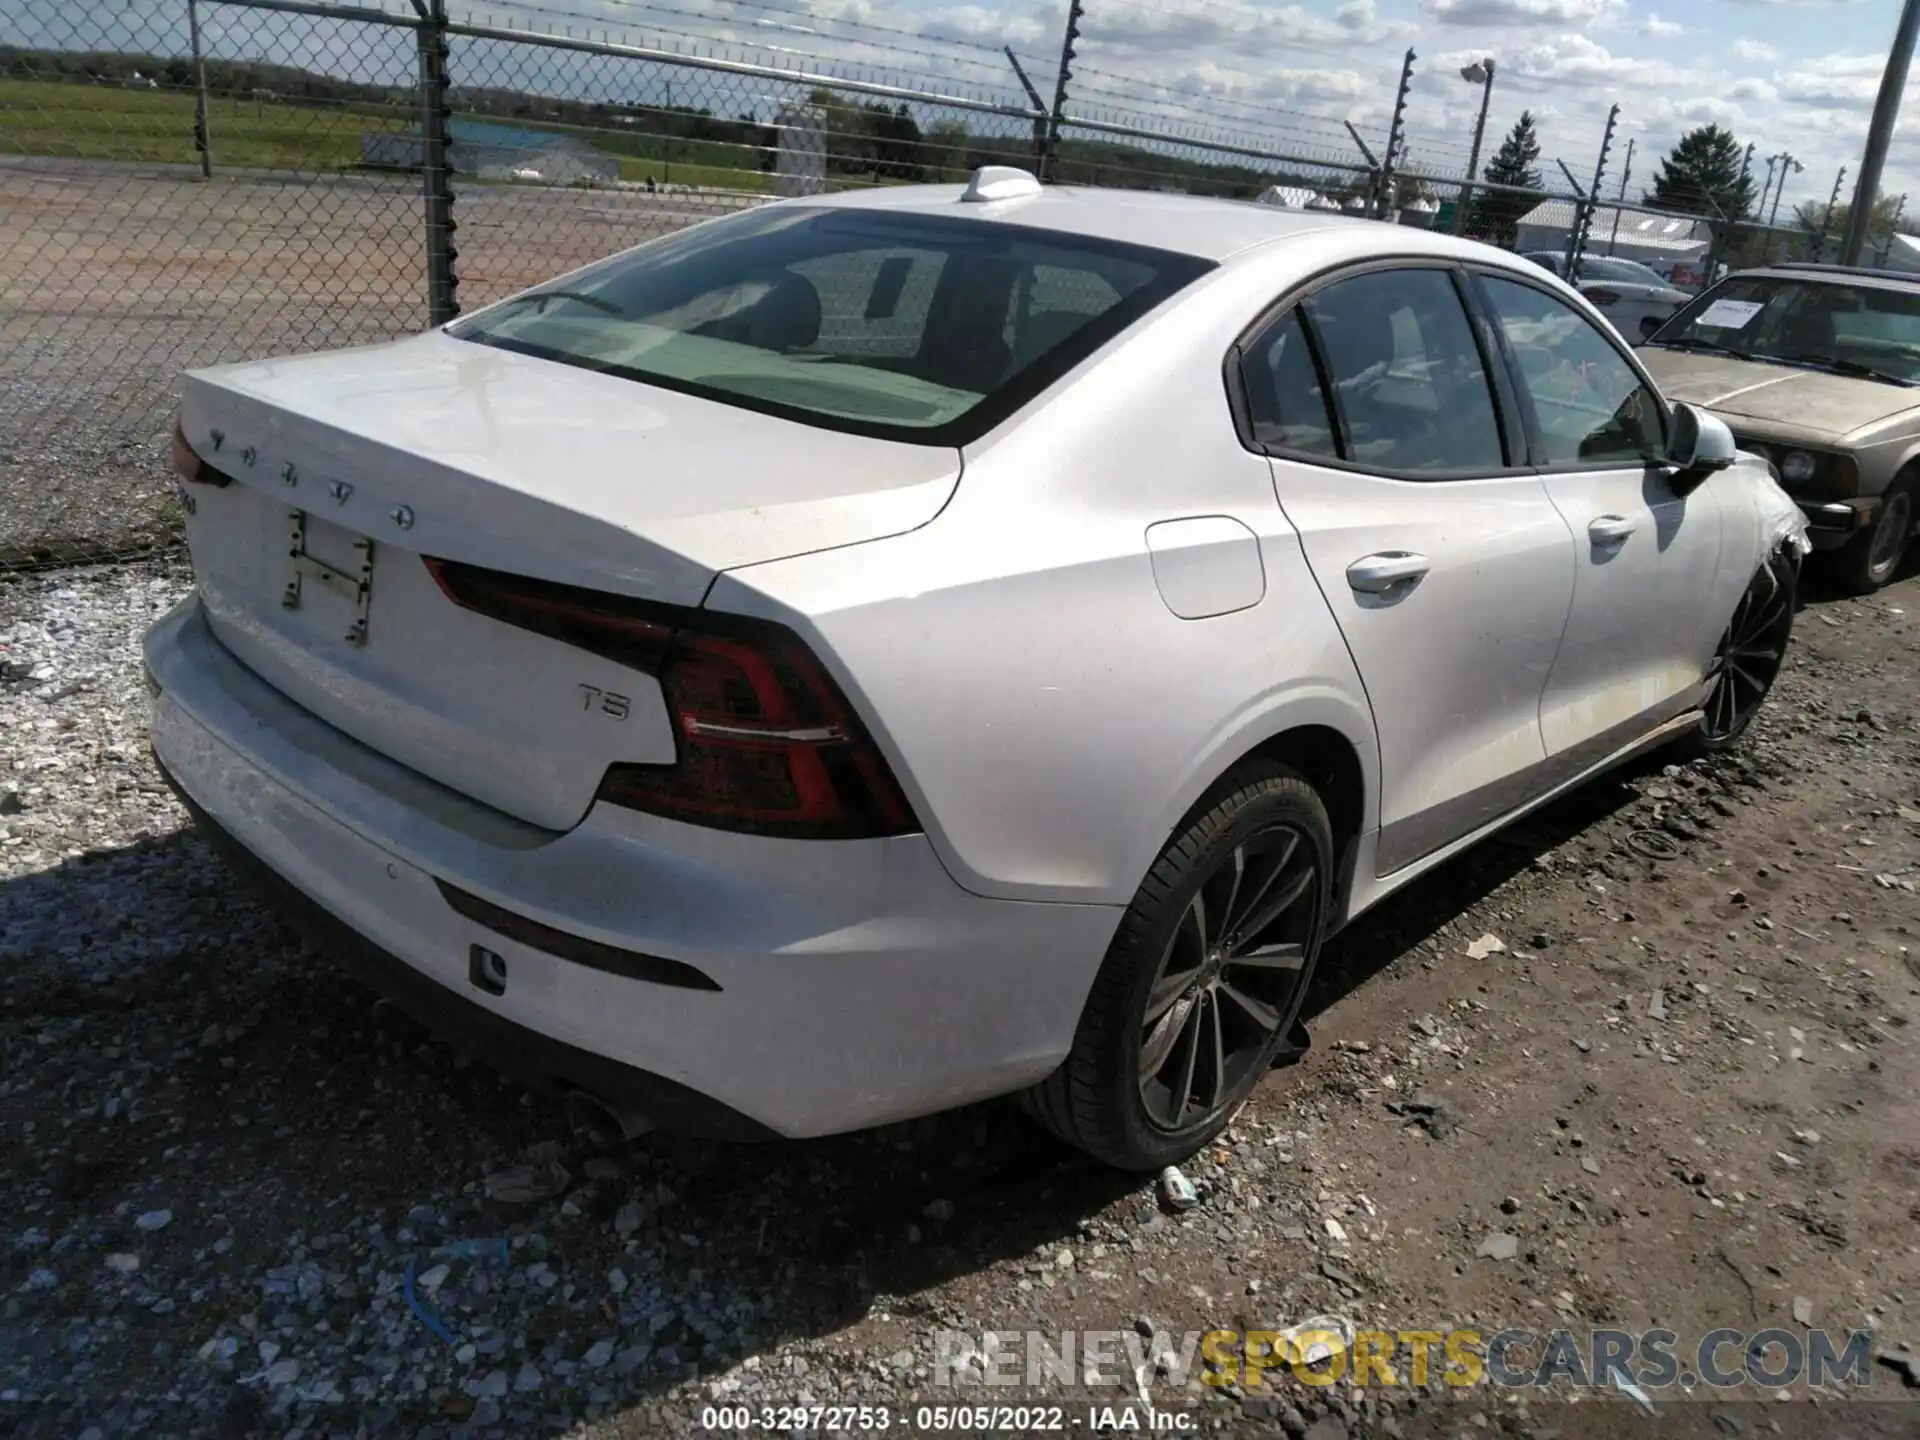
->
[176,331,959,830]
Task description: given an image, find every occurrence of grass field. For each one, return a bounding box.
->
[0,77,771,192]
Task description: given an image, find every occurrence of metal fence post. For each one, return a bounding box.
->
[1042,0,1084,182]
[1377,48,1415,219]
[414,0,459,324]
[1563,104,1617,273]
[1003,47,1049,172]
[1812,166,1846,262]
[187,0,213,179]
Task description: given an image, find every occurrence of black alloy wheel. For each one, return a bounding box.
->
[1697,547,1796,750]
[1023,761,1332,1170]
[1135,824,1318,1131]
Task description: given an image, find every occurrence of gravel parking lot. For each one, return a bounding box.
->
[1,557,1916,1440]
[0,158,756,566]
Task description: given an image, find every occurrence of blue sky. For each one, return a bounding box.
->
[702,0,1915,209]
[24,0,1918,213]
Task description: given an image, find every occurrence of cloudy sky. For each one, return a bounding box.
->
[460,0,1914,212]
[25,0,1918,214]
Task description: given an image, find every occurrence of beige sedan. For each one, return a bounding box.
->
[1638,263,1920,592]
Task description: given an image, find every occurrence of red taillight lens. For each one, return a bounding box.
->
[423,556,677,673]
[171,421,230,486]
[423,557,918,841]
[1583,288,1621,306]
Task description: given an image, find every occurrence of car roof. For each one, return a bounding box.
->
[801,181,1513,266]
[1735,263,1920,293]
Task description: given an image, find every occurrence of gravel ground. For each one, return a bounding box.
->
[1,558,1917,1440]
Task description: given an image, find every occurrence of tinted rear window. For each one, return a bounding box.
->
[450,206,1212,445]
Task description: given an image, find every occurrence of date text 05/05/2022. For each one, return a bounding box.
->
[699,1403,1194,1432]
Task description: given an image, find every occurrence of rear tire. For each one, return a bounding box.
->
[1831,475,1913,595]
[1022,760,1333,1171]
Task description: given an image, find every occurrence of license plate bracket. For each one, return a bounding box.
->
[282,509,374,646]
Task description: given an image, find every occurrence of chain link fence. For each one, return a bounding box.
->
[0,0,1909,572]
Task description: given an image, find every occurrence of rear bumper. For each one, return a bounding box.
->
[145,595,1119,1139]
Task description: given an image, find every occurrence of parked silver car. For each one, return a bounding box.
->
[1639,262,1920,592]
[1524,252,1692,342]
[148,172,1808,1169]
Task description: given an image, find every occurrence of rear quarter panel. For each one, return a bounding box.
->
[711,249,1382,907]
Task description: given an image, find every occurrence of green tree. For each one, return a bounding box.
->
[1469,110,1543,247]
[1645,124,1754,220]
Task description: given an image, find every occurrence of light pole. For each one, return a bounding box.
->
[1453,57,1495,236]
[1842,0,1920,264]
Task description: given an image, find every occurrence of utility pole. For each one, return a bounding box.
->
[1041,0,1084,182]
[1606,136,1635,253]
[1842,0,1920,264]
[187,0,212,179]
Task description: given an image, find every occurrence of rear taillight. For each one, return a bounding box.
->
[171,421,230,486]
[424,557,918,841]
[1583,288,1621,306]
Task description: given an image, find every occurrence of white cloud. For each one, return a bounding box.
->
[1776,52,1888,107]
[1424,0,1620,24]
[1730,38,1783,61]
[1496,34,1699,89]
[1640,11,1684,35]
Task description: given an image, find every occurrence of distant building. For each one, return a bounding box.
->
[1515,199,1711,271]
[1255,185,1343,212]
[362,117,618,185]
[1878,232,1920,273]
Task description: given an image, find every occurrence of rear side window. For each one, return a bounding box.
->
[1239,308,1337,457]
[450,206,1212,445]
[1302,269,1506,473]
[1478,275,1666,466]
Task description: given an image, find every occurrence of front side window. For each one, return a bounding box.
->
[450,206,1212,444]
[1301,268,1506,473]
[1479,275,1666,466]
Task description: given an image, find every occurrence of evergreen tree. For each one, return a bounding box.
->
[1468,110,1543,247]
[1645,124,1754,220]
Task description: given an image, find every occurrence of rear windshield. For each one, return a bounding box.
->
[1578,257,1666,286]
[450,205,1213,445]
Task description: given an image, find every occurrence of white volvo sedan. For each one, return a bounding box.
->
[147,169,1807,1170]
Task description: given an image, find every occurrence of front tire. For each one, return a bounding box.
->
[1832,475,1913,595]
[1685,545,1797,756]
[1023,761,1332,1171]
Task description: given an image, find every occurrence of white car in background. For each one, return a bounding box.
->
[148,171,1807,1170]
[1524,252,1693,341]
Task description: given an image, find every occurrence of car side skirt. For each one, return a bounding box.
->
[1348,702,1705,920]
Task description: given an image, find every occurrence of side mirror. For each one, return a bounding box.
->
[1664,402,1736,495]
[1639,314,1663,340]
